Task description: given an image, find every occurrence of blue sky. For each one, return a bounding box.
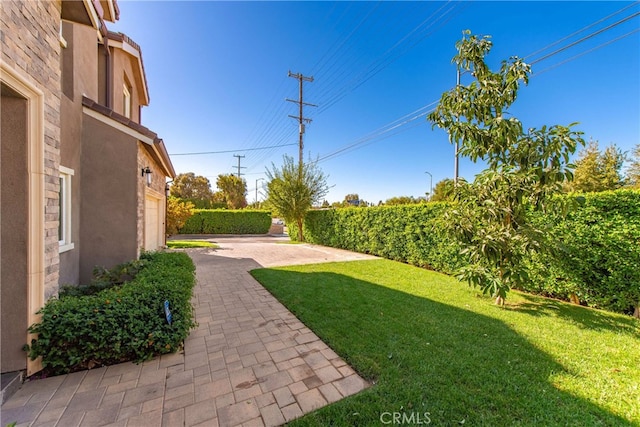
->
[110,1,640,204]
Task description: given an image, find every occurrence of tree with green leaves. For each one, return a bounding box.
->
[428,30,584,304]
[431,178,455,202]
[166,196,194,236]
[170,173,214,208]
[566,140,626,192]
[266,155,329,242]
[626,144,640,188]
[215,174,247,209]
[384,196,424,206]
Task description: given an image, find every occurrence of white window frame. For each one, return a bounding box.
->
[59,166,74,253]
[123,83,131,118]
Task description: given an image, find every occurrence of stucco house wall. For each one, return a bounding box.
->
[58,20,102,285]
[78,113,139,283]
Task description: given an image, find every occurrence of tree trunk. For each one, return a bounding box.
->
[569,293,580,305]
[297,217,304,242]
[495,296,504,306]
[634,303,639,319]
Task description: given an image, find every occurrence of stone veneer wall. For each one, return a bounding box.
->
[1,0,63,298]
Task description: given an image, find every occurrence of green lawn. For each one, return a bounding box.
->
[251,259,640,426]
[166,240,218,249]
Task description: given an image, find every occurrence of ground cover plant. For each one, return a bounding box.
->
[26,252,197,375]
[166,240,218,249]
[251,259,640,426]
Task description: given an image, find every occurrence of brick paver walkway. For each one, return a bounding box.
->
[1,237,372,426]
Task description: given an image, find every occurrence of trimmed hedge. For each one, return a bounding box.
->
[298,190,640,316]
[525,190,640,315]
[179,209,271,234]
[26,251,197,375]
[297,203,465,274]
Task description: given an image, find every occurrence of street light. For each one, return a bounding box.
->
[255,178,265,204]
[424,171,433,201]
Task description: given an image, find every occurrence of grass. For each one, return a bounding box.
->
[251,259,640,426]
[166,240,218,249]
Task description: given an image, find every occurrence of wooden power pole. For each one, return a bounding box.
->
[286,71,316,169]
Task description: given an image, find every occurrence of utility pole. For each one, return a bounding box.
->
[255,178,264,204]
[454,65,460,186]
[286,71,316,169]
[425,171,433,201]
[233,154,245,177]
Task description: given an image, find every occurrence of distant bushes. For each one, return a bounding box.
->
[298,190,640,316]
[179,209,271,234]
[26,252,197,375]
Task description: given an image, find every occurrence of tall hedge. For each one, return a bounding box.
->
[298,203,465,274]
[530,190,640,316]
[179,209,271,234]
[298,190,640,316]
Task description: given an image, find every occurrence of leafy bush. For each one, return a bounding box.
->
[543,190,640,316]
[166,196,195,236]
[179,209,271,234]
[299,204,465,274]
[26,251,197,375]
[59,258,148,298]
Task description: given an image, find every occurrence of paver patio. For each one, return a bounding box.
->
[1,237,373,426]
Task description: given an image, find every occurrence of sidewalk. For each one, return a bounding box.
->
[1,238,372,426]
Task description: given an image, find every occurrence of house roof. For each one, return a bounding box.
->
[82,96,176,179]
[107,31,150,106]
[61,0,119,38]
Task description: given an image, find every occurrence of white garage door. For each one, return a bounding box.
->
[145,194,162,250]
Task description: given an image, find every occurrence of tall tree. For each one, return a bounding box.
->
[170,173,214,203]
[431,178,455,202]
[428,30,584,304]
[216,174,247,209]
[568,140,626,192]
[627,144,640,188]
[266,155,329,241]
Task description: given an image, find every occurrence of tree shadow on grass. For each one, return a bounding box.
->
[505,292,639,335]
[251,267,635,426]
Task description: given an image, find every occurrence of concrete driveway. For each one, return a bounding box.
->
[1,236,375,427]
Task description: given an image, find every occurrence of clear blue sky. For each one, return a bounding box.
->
[110,1,640,204]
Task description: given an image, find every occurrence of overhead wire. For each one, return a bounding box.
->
[312,7,640,165]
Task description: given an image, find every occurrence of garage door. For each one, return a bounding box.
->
[145,194,162,250]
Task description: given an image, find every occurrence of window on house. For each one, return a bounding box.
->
[59,166,74,253]
[123,83,131,118]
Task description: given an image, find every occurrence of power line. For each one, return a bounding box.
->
[524,1,639,61]
[170,143,296,156]
[533,28,640,76]
[313,8,639,166]
[530,11,640,65]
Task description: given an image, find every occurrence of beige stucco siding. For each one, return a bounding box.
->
[59,21,101,285]
[79,114,139,283]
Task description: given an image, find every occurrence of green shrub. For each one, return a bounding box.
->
[26,251,197,375]
[179,209,271,234]
[544,190,640,315]
[300,204,465,274]
[59,258,148,298]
